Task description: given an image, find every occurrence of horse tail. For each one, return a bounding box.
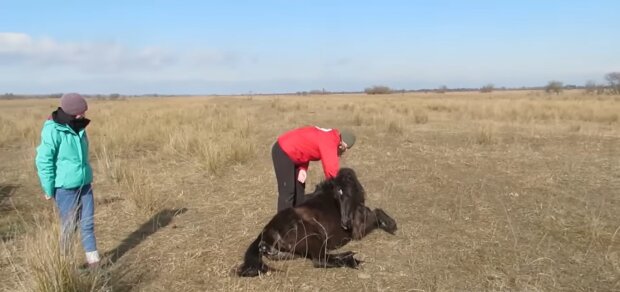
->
[237,233,271,277]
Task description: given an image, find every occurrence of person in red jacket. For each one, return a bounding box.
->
[272,126,356,212]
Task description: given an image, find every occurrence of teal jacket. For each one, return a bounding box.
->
[35,119,93,198]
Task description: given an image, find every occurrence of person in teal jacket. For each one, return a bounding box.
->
[35,92,100,268]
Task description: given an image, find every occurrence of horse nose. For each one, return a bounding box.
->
[259,241,268,253]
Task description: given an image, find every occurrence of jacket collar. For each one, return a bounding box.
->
[51,107,90,134]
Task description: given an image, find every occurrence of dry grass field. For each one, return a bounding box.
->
[1,91,619,291]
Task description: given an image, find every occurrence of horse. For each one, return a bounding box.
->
[236,167,397,277]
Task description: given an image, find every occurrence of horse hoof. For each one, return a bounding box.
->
[237,265,269,277]
[377,215,397,234]
[348,257,363,268]
[237,269,260,277]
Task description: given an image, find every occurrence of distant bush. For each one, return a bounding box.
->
[309,89,328,95]
[545,81,563,95]
[480,84,494,93]
[364,85,392,95]
[0,93,15,100]
[606,72,620,94]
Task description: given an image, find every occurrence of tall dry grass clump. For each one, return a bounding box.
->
[89,100,257,174]
[118,167,167,214]
[386,119,405,134]
[0,107,50,148]
[160,105,257,174]
[352,113,364,126]
[452,96,620,124]
[7,216,110,292]
[0,116,19,147]
[83,98,258,214]
[475,123,497,145]
[412,110,429,124]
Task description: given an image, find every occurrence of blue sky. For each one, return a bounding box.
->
[1,0,618,94]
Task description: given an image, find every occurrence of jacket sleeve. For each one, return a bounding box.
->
[35,125,57,198]
[319,142,339,179]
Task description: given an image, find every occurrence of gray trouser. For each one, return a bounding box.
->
[272,142,305,212]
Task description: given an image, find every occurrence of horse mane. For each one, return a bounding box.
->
[309,178,338,196]
[308,167,365,204]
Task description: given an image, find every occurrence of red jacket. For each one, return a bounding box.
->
[277,126,341,179]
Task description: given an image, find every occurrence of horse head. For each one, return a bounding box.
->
[334,168,365,230]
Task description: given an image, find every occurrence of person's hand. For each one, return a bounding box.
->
[297,169,307,184]
[44,195,53,200]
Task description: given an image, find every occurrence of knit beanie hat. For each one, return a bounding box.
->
[60,93,88,115]
[340,129,356,149]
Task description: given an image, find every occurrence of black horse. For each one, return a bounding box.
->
[237,167,397,277]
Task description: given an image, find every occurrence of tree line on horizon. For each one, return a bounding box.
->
[2,72,619,99]
[363,72,620,95]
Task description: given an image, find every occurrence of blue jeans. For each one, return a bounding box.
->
[54,184,97,253]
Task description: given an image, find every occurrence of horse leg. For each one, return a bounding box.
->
[237,234,271,277]
[262,242,298,261]
[261,227,301,261]
[311,252,362,269]
[328,251,355,258]
[374,208,397,234]
[352,207,398,240]
[308,245,362,269]
[328,251,363,268]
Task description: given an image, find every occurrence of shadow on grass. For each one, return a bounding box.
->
[104,208,188,264]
